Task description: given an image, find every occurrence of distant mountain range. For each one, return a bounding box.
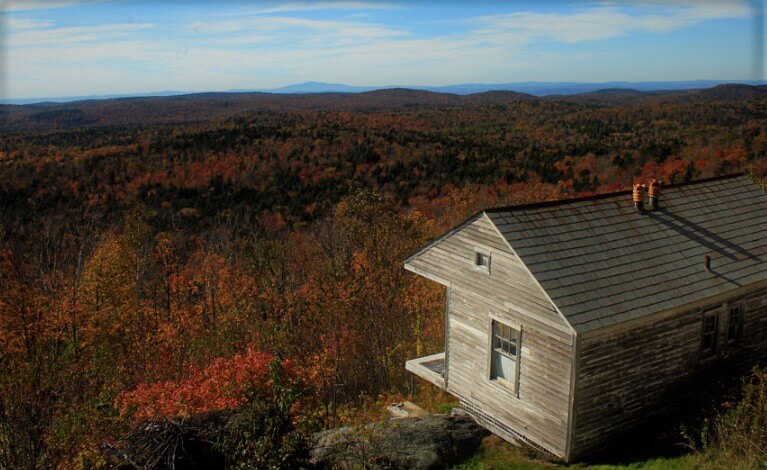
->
[3,84,766,133]
[4,80,766,105]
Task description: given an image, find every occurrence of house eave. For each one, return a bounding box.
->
[403,262,451,286]
[403,210,486,266]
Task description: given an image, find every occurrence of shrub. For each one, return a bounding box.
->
[118,345,275,420]
[702,366,767,469]
[112,359,310,469]
[115,348,313,469]
[213,360,311,469]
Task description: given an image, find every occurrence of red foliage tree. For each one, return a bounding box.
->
[118,345,279,420]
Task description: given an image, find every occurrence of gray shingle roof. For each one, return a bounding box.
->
[486,174,767,333]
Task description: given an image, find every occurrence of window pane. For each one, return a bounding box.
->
[704,316,715,332]
[491,321,520,385]
[728,307,743,341]
[492,349,516,381]
[702,313,719,353]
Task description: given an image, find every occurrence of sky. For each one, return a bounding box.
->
[1,0,765,100]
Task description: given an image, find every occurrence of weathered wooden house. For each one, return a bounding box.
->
[404,174,767,460]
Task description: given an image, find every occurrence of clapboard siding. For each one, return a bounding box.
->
[737,288,767,363]
[571,285,767,458]
[448,288,572,456]
[406,214,571,336]
[405,214,575,457]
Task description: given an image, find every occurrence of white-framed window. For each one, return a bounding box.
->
[490,320,520,391]
[727,304,744,343]
[475,250,491,273]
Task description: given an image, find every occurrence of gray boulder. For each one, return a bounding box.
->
[310,414,488,469]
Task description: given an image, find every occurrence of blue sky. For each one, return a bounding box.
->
[2,1,765,99]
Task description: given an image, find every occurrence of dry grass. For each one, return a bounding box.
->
[454,435,707,470]
[699,367,767,469]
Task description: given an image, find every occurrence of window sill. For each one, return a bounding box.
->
[490,377,517,397]
[698,350,720,363]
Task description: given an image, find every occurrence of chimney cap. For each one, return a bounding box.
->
[648,179,662,210]
[648,179,662,195]
[632,184,646,211]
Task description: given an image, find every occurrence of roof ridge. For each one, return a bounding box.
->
[484,172,747,214]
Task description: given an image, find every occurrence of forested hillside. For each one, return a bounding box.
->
[1,87,766,467]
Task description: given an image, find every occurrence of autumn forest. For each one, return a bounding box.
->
[1,85,767,468]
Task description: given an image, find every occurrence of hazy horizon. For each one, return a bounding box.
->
[5,78,767,105]
[3,0,766,100]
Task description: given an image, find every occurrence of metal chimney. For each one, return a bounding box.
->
[633,184,646,211]
[648,180,661,210]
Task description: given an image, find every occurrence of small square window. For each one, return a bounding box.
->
[475,252,491,270]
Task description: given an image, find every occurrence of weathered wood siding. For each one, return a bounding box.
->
[571,284,767,459]
[406,213,575,457]
[406,214,570,334]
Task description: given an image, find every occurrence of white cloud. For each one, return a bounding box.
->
[233,1,399,15]
[9,22,155,47]
[469,1,752,44]
[1,0,100,11]
[191,15,407,44]
[4,16,52,29]
[624,0,751,19]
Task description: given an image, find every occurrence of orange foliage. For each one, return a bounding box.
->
[662,159,689,182]
[3,93,765,467]
[118,345,277,420]
[640,161,663,180]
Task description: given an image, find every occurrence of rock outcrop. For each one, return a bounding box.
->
[310,413,488,469]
